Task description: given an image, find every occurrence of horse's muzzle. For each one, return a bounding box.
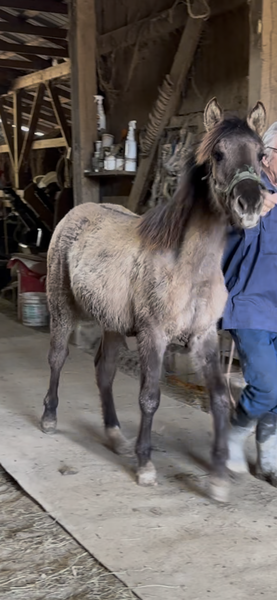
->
[232,193,262,229]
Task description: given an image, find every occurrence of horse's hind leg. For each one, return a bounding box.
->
[194,326,230,503]
[135,329,166,486]
[41,306,74,434]
[95,331,132,455]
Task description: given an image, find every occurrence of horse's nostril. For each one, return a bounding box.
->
[236,196,247,214]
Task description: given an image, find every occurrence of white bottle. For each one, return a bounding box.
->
[94,95,106,132]
[125,120,137,172]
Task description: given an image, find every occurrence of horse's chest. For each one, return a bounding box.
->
[169,264,227,337]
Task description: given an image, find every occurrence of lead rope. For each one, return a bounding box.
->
[225,338,236,408]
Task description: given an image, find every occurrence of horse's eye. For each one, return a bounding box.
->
[213,150,223,162]
[258,151,265,162]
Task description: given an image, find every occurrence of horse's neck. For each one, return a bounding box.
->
[179,194,227,269]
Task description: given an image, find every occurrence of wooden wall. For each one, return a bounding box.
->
[96,1,249,140]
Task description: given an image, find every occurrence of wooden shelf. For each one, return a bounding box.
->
[84,170,135,178]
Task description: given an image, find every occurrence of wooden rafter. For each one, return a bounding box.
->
[0,41,68,58]
[46,81,71,147]
[0,22,68,39]
[18,83,45,169]
[0,9,67,51]
[3,101,60,129]
[127,0,208,212]
[0,98,14,166]
[11,61,70,90]
[0,1,67,13]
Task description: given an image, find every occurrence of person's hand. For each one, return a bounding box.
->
[261,191,277,216]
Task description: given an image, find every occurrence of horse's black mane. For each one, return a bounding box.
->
[138,155,208,251]
[138,115,262,251]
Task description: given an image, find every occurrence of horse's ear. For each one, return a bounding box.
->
[247,101,266,137]
[203,97,223,132]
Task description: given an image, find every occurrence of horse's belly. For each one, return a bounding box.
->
[70,264,134,333]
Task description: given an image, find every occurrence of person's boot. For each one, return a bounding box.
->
[256,413,277,486]
[227,405,257,473]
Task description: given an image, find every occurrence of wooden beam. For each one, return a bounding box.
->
[30,137,66,150]
[0,41,68,58]
[13,90,23,188]
[19,83,44,169]
[248,0,277,127]
[0,98,14,166]
[0,137,66,153]
[11,60,70,90]
[46,81,71,147]
[69,0,99,204]
[0,1,67,13]
[0,58,49,70]
[127,0,207,212]
[0,21,68,39]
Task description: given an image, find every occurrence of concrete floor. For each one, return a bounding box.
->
[0,312,277,600]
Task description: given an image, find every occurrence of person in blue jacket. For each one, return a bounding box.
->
[222,121,277,484]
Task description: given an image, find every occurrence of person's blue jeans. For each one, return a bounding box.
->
[230,329,277,419]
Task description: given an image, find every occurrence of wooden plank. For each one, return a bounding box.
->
[0,138,67,153]
[30,137,66,149]
[127,0,207,212]
[13,90,23,189]
[0,21,68,39]
[0,41,68,58]
[0,98,14,166]
[46,81,71,147]
[0,58,48,70]
[18,83,45,169]
[0,1,67,13]
[248,0,277,127]
[11,60,70,90]
[69,0,99,204]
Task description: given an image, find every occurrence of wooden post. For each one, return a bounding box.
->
[13,90,23,189]
[127,0,207,213]
[46,82,71,148]
[248,0,277,127]
[69,0,99,204]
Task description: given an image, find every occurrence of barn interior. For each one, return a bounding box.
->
[1,2,277,600]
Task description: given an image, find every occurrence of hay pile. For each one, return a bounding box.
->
[0,468,135,600]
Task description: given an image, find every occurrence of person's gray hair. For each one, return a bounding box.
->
[263,122,277,159]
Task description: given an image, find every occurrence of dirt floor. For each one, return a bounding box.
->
[1,300,277,600]
[0,467,136,599]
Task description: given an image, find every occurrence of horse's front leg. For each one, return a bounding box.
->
[136,329,166,486]
[195,326,230,502]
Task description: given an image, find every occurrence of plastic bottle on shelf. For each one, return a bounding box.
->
[124,120,137,172]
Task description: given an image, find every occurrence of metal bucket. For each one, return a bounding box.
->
[20,292,49,327]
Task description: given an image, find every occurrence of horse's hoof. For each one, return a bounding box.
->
[106,426,134,456]
[209,476,229,503]
[137,461,157,486]
[41,416,57,434]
